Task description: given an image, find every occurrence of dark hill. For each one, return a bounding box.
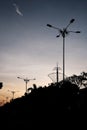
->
[0,81,87,129]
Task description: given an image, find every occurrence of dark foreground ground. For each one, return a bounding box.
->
[0,81,87,129]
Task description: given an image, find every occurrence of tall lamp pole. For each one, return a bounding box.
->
[17,77,36,93]
[47,19,81,82]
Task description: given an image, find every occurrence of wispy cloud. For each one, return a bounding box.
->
[13,3,23,16]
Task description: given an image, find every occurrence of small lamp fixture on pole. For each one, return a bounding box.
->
[8,90,19,100]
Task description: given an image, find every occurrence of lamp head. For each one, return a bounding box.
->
[75,31,81,33]
[47,24,52,27]
[70,19,75,23]
[56,34,60,37]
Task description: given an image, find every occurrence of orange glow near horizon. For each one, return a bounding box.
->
[0,77,52,106]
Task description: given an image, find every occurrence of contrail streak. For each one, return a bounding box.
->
[13,3,23,16]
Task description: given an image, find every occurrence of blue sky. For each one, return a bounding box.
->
[0,0,87,103]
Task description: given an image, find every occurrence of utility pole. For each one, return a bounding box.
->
[48,63,61,83]
[53,63,61,83]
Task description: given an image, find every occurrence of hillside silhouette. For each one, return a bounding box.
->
[0,79,87,129]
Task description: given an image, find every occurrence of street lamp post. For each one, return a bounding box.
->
[53,63,61,83]
[48,63,61,83]
[47,19,81,82]
[8,90,19,100]
[17,77,36,93]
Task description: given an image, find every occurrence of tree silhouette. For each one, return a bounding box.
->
[1,72,87,129]
[0,82,3,89]
[66,72,87,88]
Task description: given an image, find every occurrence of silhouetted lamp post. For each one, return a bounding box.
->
[17,77,36,93]
[53,63,61,83]
[8,90,19,100]
[47,19,81,81]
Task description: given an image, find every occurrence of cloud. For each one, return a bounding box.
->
[13,3,23,16]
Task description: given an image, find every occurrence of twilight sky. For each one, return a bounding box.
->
[0,0,87,103]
